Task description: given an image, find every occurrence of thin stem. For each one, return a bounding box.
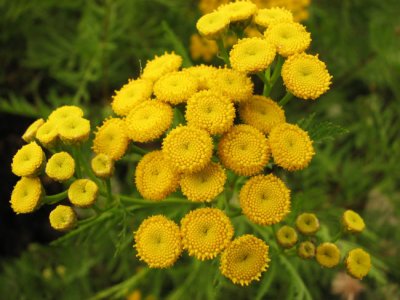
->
[71,147,82,178]
[216,38,230,67]
[105,178,113,202]
[279,91,294,107]
[43,190,68,205]
[331,230,343,243]
[264,56,284,96]
[130,144,148,156]
[119,195,198,206]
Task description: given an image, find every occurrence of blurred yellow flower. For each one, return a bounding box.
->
[196,11,230,39]
[10,177,43,214]
[276,225,298,248]
[12,142,45,177]
[48,105,84,122]
[298,241,316,259]
[45,152,75,182]
[91,154,114,179]
[316,243,341,268]
[58,116,90,144]
[296,212,320,235]
[342,210,365,233]
[345,248,371,280]
[49,205,77,231]
[22,118,45,143]
[68,179,98,208]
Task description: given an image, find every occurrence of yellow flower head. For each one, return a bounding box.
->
[276,225,298,248]
[296,212,319,235]
[180,207,234,260]
[142,52,183,82]
[22,118,45,142]
[230,37,276,73]
[48,105,84,122]
[345,248,371,280]
[92,118,129,160]
[183,65,217,90]
[154,71,198,105]
[220,234,270,286]
[35,119,59,148]
[269,123,314,171]
[281,53,332,100]
[135,151,180,201]
[91,154,114,178]
[342,210,365,233]
[12,142,45,177]
[58,116,90,144]
[218,1,257,23]
[189,34,218,62]
[316,243,341,268]
[218,124,270,176]
[180,162,226,202]
[45,152,75,182]
[196,11,230,39]
[111,78,153,116]
[185,90,235,135]
[254,7,294,29]
[68,179,98,208]
[134,215,182,268]
[298,241,316,259]
[162,126,213,174]
[239,174,291,225]
[10,177,42,214]
[239,95,285,134]
[125,100,173,143]
[49,205,77,231]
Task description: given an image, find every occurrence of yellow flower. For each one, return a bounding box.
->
[125,100,173,143]
[153,71,198,105]
[281,53,332,100]
[189,34,218,62]
[298,241,316,259]
[239,95,285,134]
[49,205,77,231]
[45,152,75,182]
[91,154,114,179]
[134,215,182,268]
[12,142,45,177]
[58,116,90,144]
[180,162,226,202]
[296,213,320,235]
[35,119,59,148]
[48,105,84,121]
[269,123,314,171]
[342,210,365,233]
[218,124,270,176]
[10,177,43,214]
[162,125,213,174]
[276,225,298,248]
[345,248,371,280]
[239,174,291,225]
[68,179,98,208]
[254,7,294,29]
[135,151,180,201]
[180,207,234,260]
[220,234,270,286]
[316,243,341,268]
[196,11,230,39]
[127,290,141,300]
[111,79,153,116]
[22,118,45,142]
[92,118,129,160]
[185,90,235,135]
[142,52,182,82]
[183,65,217,90]
[218,1,257,23]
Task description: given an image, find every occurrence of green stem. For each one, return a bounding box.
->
[264,56,284,96]
[331,230,343,243]
[71,147,82,178]
[43,190,68,205]
[216,38,230,67]
[105,178,113,202]
[119,195,198,206]
[279,91,294,107]
[130,144,148,156]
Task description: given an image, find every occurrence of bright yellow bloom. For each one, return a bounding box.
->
[316,243,341,268]
[189,34,218,62]
[180,208,234,260]
[134,215,182,268]
[185,90,235,135]
[162,126,213,174]
[180,162,226,202]
[22,118,45,142]
[196,11,230,39]
[183,65,217,90]
[342,210,365,233]
[49,205,77,231]
[230,37,276,73]
[254,7,294,29]
[58,116,90,144]
[296,213,320,235]
[48,105,84,121]
[220,234,270,286]
[239,95,285,134]
[281,53,332,100]
[135,151,180,201]
[239,174,291,225]
[91,154,114,178]
[35,119,59,148]
[218,1,257,23]
[45,152,75,182]
[218,124,270,176]
[345,248,371,280]
[92,118,129,160]
[125,100,173,143]
[12,142,45,177]
[269,123,314,171]
[142,52,182,82]
[298,241,315,259]
[276,225,298,248]
[68,179,98,208]
[10,177,42,214]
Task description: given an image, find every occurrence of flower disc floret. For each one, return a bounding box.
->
[298,241,316,259]
[68,179,98,208]
[218,1,257,23]
[91,154,114,178]
[10,177,42,214]
[12,142,45,177]
[196,11,230,39]
[142,52,182,82]
[22,118,45,142]
[345,248,371,280]
[49,205,77,231]
[276,225,298,248]
[296,213,320,235]
[342,210,365,233]
[254,7,294,28]
[35,120,59,148]
[183,65,217,90]
[58,116,90,144]
[48,105,84,121]
[316,243,341,268]
[45,152,75,182]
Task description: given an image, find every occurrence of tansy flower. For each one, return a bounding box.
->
[180,162,226,202]
[92,118,129,160]
[185,90,235,135]
[153,71,198,105]
[135,151,180,201]
[189,34,218,62]
[134,215,182,268]
[220,234,270,286]
[58,116,90,144]
[49,205,77,231]
[35,120,59,148]
[111,79,153,116]
[196,11,230,39]
[239,174,291,225]
[45,152,75,182]
[183,65,217,90]
[239,95,286,134]
[229,38,276,73]
[264,22,311,57]
[10,177,43,214]
[316,243,341,268]
[180,208,234,260]
[48,105,84,121]
[162,126,213,174]
[269,123,314,171]
[12,142,45,177]
[342,210,365,233]
[91,154,114,178]
[218,124,270,176]
[281,53,332,100]
[218,1,257,23]
[298,241,316,259]
[142,52,182,82]
[254,7,294,29]
[276,225,298,248]
[22,118,45,142]
[68,179,98,208]
[296,213,320,235]
[125,100,173,142]
[345,248,371,280]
